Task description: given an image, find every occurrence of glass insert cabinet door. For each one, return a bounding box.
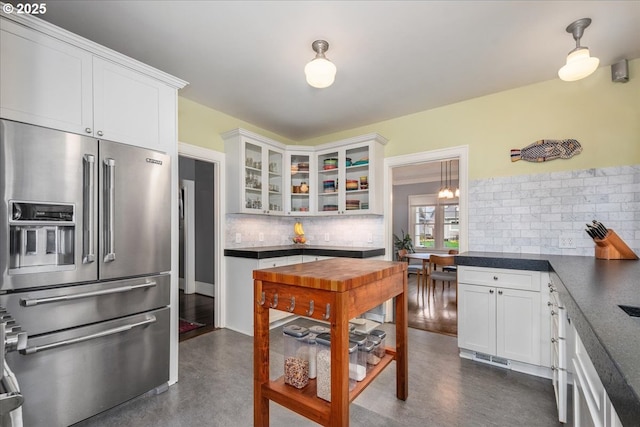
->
[244,142,283,214]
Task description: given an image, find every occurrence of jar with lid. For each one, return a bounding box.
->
[316,333,357,402]
[348,333,367,381]
[282,325,310,389]
[366,335,383,367]
[369,329,387,359]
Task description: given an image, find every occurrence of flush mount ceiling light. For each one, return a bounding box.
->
[304,40,337,88]
[558,18,600,82]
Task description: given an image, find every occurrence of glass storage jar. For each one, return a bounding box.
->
[283,325,310,389]
[316,333,357,402]
[369,329,387,359]
[348,333,367,381]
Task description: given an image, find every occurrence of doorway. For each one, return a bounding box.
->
[384,146,468,336]
[177,143,225,340]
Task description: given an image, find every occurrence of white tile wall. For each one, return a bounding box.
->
[468,165,640,256]
[225,214,384,248]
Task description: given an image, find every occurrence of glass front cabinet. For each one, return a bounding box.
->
[224,129,387,216]
[285,147,315,215]
[315,134,386,215]
[223,129,285,215]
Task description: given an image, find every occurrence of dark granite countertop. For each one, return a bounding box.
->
[224,245,385,259]
[456,251,640,425]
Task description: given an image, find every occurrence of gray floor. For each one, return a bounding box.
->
[76,321,563,427]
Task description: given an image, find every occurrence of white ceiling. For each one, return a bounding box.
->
[30,1,640,142]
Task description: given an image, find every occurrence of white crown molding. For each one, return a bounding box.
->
[1,8,187,89]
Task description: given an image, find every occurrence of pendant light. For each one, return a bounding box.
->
[558,18,599,82]
[438,162,446,199]
[304,40,337,88]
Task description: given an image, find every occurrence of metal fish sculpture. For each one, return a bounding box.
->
[510,139,582,162]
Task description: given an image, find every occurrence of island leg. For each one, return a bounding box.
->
[395,272,409,400]
[254,279,270,426]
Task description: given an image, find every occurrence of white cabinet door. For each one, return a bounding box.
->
[93,57,173,150]
[458,283,496,355]
[496,287,541,365]
[0,18,92,135]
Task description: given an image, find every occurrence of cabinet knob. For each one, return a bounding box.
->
[489,289,494,294]
[85,127,92,134]
[547,301,553,307]
[97,130,104,136]
[551,338,557,343]
[551,310,557,316]
[498,290,503,295]
[493,276,498,280]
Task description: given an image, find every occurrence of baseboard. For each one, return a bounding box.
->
[195,281,214,297]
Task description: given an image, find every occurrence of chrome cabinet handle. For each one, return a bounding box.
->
[83,154,96,264]
[498,290,503,295]
[20,282,156,307]
[21,316,156,355]
[493,276,498,280]
[489,289,495,294]
[103,158,116,262]
[97,130,104,136]
[85,127,92,134]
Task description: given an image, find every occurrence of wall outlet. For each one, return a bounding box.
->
[324,233,330,242]
[559,235,576,249]
[258,232,264,242]
[235,233,242,243]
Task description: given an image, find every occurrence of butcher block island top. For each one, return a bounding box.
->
[253,258,408,427]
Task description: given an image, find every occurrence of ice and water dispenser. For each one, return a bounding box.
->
[8,202,75,272]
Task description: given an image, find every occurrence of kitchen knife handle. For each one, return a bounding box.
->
[83,154,96,263]
[103,158,116,262]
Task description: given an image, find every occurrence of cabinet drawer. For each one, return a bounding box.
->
[458,266,541,291]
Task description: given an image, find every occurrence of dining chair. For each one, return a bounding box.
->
[397,249,425,294]
[427,255,457,300]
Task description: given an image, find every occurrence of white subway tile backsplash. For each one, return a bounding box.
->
[469,165,640,256]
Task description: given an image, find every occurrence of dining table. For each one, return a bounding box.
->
[402,252,456,291]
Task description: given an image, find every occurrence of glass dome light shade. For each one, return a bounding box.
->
[305,57,337,88]
[558,48,600,81]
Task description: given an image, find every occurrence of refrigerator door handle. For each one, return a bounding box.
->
[19,281,157,307]
[20,315,156,355]
[103,158,116,262]
[83,154,96,263]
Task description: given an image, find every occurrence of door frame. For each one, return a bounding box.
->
[179,179,196,294]
[383,145,469,259]
[177,142,226,331]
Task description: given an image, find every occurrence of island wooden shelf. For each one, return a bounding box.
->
[253,258,408,427]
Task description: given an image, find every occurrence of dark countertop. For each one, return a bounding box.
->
[456,251,640,425]
[224,245,385,260]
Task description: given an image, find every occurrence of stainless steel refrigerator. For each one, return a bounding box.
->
[0,119,172,426]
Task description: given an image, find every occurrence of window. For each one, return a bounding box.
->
[409,195,459,251]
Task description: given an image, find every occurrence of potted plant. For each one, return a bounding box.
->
[393,229,415,259]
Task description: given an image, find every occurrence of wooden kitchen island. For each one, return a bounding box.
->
[253,258,408,426]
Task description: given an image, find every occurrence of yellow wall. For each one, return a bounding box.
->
[178,59,639,179]
[178,97,297,151]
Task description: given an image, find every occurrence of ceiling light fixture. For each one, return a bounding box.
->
[558,18,600,82]
[304,40,337,88]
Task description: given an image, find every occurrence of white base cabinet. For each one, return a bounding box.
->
[225,255,303,336]
[458,266,550,372]
[571,325,623,427]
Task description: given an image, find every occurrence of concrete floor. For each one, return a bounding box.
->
[76,322,563,427]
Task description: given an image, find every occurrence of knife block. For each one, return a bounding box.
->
[594,230,638,260]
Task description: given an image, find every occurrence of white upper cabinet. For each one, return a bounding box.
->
[224,130,387,216]
[0,14,185,152]
[224,129,286,215]
[0,18,93,135]
[285,147,316,216]
[315,135,385,216]
[92,57,175,150]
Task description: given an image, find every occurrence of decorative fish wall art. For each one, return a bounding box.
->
[510,139,582,162]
